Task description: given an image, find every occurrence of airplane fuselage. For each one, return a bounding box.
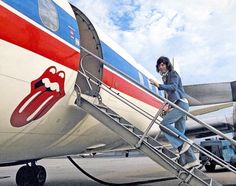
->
[0,0,163,164]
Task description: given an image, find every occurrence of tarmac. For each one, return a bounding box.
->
[0,156,235,186]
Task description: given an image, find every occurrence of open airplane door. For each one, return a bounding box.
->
[71,4,103,97]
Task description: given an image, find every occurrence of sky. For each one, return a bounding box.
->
[69,0,236,85]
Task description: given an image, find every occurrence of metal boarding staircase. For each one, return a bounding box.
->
[77,96,221,186]
[74,46,236,186]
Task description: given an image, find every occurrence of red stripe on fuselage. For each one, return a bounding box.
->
[0,5,80,70]
[103,68,163,109]
[0,4,162,108]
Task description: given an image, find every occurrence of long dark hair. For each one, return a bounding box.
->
[156,56,173,72]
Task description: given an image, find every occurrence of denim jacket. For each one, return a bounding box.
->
[158,70,187,103]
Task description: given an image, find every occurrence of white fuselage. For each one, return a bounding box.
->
[0,0,163,163]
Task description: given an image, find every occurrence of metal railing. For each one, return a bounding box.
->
[77,46,236,174]
[80,54,94,92]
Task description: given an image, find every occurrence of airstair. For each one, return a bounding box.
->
[75,46,236,186]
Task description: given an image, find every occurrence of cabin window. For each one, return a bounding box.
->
[148,80,153,90]
[38,0,59,31]
[151,84,156,92]
[138,72,144,86]
[143,77,150,89]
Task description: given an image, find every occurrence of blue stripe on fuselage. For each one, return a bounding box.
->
[2,0,80,49]
[101,42,139,82]
[101,42,160,96]
[3,0,160,96]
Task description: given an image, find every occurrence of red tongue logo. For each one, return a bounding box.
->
[10,66,65,127]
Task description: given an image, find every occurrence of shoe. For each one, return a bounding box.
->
[183,160,200,169]
[179,140,193,154]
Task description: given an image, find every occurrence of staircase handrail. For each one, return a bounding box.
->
[80,46,236,147]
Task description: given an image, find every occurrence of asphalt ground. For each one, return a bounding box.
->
[0,156,235,186]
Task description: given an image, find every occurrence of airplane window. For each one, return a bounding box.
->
[138,72,144,86]
[148,80,153,90]
[151,84,156,92]
[38,0,59,31]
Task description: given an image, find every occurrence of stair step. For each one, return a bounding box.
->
[192,168,221,186]
[133,128,144,135]
[137,135,148,139]
[147,136,162,147]
[162,148,177,159]
[120,123,134,132]
[107,113,121,121]
[120,123,134,128]
[108,113,121,118]
[95,104,109,111]
[155,146,164,150]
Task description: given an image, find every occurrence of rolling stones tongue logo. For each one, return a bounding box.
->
[10,66,65,127]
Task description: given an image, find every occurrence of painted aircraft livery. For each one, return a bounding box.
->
[0,0,162,165]
[11,66,66,127]
[1,0,235,185]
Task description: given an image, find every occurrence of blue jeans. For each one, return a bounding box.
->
[161,100,196,164]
